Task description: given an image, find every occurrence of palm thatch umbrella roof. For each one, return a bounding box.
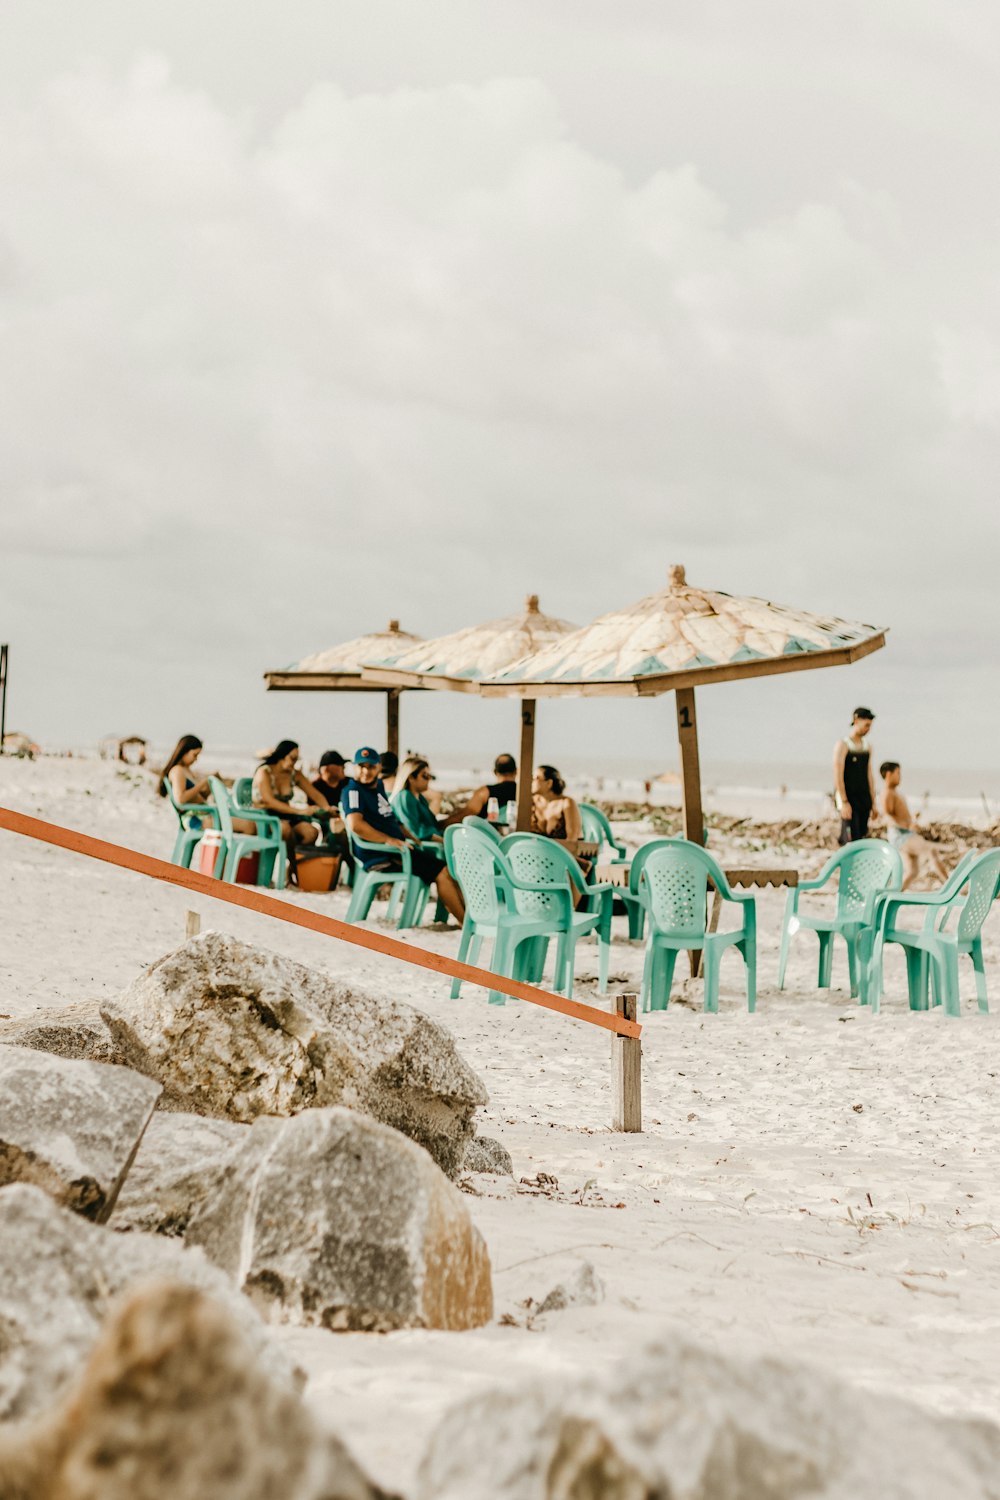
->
[481,566,885,697]
[265,620,422,692]
[362,595,579,694]
[263,621,424,759]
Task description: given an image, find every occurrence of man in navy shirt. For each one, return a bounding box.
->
[342,747,465,923]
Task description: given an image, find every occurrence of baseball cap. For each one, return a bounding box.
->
[318,750,345,767]
[852,706,876,721]
[353,746,380,766]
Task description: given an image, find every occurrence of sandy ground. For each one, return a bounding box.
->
[2,756,1000,1496]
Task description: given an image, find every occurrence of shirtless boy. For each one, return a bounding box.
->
[879,761,947,890]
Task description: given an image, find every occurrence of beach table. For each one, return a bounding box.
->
[596,860,799,975]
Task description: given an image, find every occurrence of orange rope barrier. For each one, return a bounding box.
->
[0,807,641,1039]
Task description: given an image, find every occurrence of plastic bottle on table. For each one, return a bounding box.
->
[486,796,500,824]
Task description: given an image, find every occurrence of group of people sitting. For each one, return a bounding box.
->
[159,735,585,915]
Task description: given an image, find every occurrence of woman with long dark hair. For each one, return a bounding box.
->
[252,740,328,850]
[159,735,210,806]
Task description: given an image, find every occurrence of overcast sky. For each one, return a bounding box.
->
[2,2,998,782]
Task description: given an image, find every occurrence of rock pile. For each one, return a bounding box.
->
[101,931,486,1176]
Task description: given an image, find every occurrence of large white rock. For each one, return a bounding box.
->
[418,1334,1000,1500]
[111,1111,248,1236]
[0,1000,116,1063]
[0,1279,396,1500]
[101,932,487,1176]
[0,1184,294,1422]
[187,1107,493,1332]
[0,1045,161,1222]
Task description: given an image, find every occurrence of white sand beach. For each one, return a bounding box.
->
[2,755,1000,1495]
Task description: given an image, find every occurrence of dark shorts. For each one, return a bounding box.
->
[365,849,446,886]
[838,803,872,845]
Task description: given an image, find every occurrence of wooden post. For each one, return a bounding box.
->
[676,686,705,975]
[385,690,400,760]
[611,992,641,1131]
[0,644,8,754]
[185,909,201,939]
[516,698,536,830]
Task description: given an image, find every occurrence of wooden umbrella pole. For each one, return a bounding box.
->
[675,686,705,977]
[517,698,536,830]
[386,690,400,760]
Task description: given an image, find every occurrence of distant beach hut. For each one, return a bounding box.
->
[98,735,147,766]
[361,595,579,818]
[263,621,422,759]
[478,565,886,838]
[2,731,39,759]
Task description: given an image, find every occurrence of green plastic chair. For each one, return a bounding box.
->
[579,802,644,939]
[777,840,902,998]
[445,824,577,1004]
[857,851,980,1011]
[162,778,218,869]
[463,815,504,845]
[862,849,1000,1015]
[630,839,756,1013]
[502,833,615,995]
[207,778,287,888]
[344,835,433,928]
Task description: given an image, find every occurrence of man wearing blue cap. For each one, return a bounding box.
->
[342,747,465,922]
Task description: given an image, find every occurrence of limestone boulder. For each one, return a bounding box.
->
[187,1107,493,1332]
[0,1000,116,1063]
[100,931,487,1175]
[111,1111,248,1236]
[0,1045,161,1222]
[461,1135,513,1176]
[0,1184,293,1422]
[0,1279,396,1500]
[418,1333,1000,1500]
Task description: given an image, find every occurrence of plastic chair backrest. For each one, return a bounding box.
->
[447,825,505,922]
[463,816,503,846]
[503,834,577,919]
[233,777,254,809]
[631,839,724,939]
[834,841,902,921]
[207,777,236,841]
[163,776,209,827]
[579,803,611,852]
[956,850,1000,941]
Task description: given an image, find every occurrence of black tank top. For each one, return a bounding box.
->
[843,738,871,808]
[485,780,516,807]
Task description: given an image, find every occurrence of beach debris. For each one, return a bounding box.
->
[111,1111,248,1237]
[417,1331,1000,1500]
[0,1046,161,1223]
[186,1107,493,1333]
[0,1279,394,1500]
[0,1184,294,1423]
[101,931,487,1176]
[461,1135,514,1176]
[535,1260,605,1316]
[0,999,116,1064]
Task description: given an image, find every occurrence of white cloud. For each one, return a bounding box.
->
[0,27,997,770]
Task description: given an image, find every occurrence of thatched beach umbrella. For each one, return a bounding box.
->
[362,595,578,816]
[479,565,886,840]
[263,621,422,759]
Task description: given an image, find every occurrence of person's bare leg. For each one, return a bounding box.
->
[296,824,319,848]
[902,844,921,890]
[435,870,465,924]
[912,833,947,885]
[232,816,257,836]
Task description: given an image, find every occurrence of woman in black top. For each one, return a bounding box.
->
[833,708,877,844]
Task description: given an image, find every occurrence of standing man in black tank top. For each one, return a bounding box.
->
[833,707,877,845]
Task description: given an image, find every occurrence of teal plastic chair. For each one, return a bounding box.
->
[630,840,756,1013]
[463,815,504,845]
[163,779,217,869]
[344,836,429,928]
[777,840,903,998]
[857,851,979,1011]
[445,825,577,1004]
[232,777,255,809]
[579,802,644,939]
[502,833,615,995]
[862,849,1000,1015]
[207,778,287,888]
